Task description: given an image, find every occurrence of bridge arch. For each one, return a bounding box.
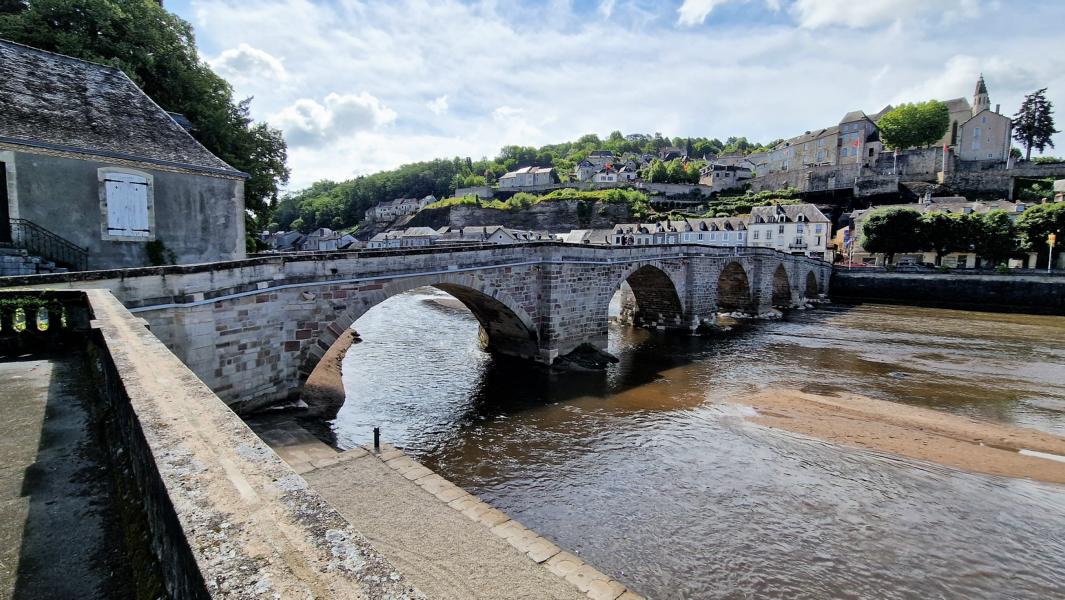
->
[771,264,792,308]
[303,274,540,381]
[610,262,686,328]
[804,270,819,299]
[716,261,753,312]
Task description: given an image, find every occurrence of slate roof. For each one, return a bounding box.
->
[750,204,830,224]
[0,39,243,177]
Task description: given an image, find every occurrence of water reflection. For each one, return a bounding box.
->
[331,288,1065,599]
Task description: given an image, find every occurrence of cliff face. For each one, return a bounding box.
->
[405,200,632,232]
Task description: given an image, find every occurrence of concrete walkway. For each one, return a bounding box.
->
[251,421,638,600]
[0,355,131,599]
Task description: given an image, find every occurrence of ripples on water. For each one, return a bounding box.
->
[332,288,1065,599]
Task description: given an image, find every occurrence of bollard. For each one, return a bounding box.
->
[373,427,380,452]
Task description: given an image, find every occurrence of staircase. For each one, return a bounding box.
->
[0,247,66,276]
[2,218,88,274]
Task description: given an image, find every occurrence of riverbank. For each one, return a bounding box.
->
[736,387,1065,484]
[249,420,641,600]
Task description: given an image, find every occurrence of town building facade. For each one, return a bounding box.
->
[498,166,558,189]
[747,204,831,259]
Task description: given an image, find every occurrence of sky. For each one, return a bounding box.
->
[166,0,1065,190]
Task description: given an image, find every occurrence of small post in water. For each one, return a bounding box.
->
[373,426,380,452]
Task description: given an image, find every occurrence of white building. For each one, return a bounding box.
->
[593,165,619,183]
[747,204,831,259]
[586,150,616,168]
[369,195,437,222]
[498,166,557,189]
[609,217,748,247]
[573,159,597,182]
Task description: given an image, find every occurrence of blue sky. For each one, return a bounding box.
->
[166,0,1065,188]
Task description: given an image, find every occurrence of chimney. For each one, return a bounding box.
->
[995,103,1000,114]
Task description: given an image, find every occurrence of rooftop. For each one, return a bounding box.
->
[0,39,243,177]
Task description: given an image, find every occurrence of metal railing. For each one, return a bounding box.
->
[8,219,88,272]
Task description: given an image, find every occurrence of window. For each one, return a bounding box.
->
[723,232,731,241]
[815,224,823,233]
[972,127,982,150]
[981,116,987,124]
[710,232,718,240]
[99,168,153,241]
[766,231,773,240]
[797,223,805,234]
[753,230,760,240]
[778,224,785,234]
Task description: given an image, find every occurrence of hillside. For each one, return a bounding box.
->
[269,132,778,234]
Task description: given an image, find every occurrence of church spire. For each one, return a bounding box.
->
[972,74,990,116]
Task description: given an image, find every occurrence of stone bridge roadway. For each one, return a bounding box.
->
[2,243,830,412]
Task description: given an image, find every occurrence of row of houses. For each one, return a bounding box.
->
[562,203,833,260]
[260,227,359,252]
[367,225,555,249]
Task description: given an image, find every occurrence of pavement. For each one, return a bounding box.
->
[0,354,132,600]
[251,419,639,600]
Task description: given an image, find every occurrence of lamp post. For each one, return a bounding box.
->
[1050,233,1058,274]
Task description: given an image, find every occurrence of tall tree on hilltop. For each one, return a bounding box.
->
[1013,88,1059,161]
[0,0,289,247]
[878,101,950,150]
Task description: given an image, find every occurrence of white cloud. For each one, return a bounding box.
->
[272,92,396,147]
[676,0,734,26]
[791,0,982,29]
[179,0,1065,188]
[210,43,287,82]
[599,0,616,18]
[427,95,449,115]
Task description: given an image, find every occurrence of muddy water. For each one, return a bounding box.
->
[329,288,1065,599]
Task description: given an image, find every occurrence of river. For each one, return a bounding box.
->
[323,288,1065,599]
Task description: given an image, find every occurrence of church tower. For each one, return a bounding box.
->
[972,74,990,116]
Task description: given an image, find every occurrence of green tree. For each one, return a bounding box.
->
[289,217,306,233]
[877,101,950,150]
[919,211,967,264]
[860,207,924,264]
[1015,202,1065,266]
[0,0,290,238]
[972,210,1018,266]
[646,160,668,183]
[1013,88,1059,161]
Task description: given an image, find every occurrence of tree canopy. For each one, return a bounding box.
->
[1013,88,1059,161]
[877,101,950,150]
[0,0,290,247]
[860,207,925,263]
[1015,202,1065,258]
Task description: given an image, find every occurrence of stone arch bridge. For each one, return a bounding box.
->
[3,243,830,412]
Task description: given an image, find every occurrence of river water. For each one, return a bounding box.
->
[326,288,1065,599]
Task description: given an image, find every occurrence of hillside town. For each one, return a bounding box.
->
[251,74,1065,274]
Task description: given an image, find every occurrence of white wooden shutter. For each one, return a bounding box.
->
[105,173,150,237]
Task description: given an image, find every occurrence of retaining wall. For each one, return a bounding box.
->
[830,270,1065,314]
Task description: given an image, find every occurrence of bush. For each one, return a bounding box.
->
[995,263,1010,274]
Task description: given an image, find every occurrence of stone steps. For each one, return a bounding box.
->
[0,248,65,277]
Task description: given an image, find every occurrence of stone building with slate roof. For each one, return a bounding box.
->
[0,39,248,269]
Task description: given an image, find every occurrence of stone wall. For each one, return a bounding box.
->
[0,289,420,599]
[831,270,1065,314]
[6,147,245,270]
